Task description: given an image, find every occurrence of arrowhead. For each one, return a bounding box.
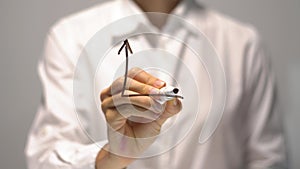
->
[118,39,133,55]
[125,39,133,54]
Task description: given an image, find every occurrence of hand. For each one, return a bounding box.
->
[96,67,182,169]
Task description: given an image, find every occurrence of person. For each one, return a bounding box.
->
[25,0,287,168]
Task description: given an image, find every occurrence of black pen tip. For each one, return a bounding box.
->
[173,88,179,94]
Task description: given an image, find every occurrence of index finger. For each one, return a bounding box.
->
[128,67,166,88]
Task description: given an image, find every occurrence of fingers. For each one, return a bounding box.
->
[102,77,161,100]
[101,67,166,101]
[101,91,165,114]
[104,108,126,130]
[104,98,182,129]
[128,67,166,88]
[104,105,159,129]
[155,99,182,126]
[100,68,166,101]
[115,105,159,120]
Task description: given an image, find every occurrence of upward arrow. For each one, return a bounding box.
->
[118,39,133,96]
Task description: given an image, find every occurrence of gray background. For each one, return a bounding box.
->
[0,0,299,168]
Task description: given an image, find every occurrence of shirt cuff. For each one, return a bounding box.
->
[54,140,108,168]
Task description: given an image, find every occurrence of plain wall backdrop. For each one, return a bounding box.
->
[0,0,299,168]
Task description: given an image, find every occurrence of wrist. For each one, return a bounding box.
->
[95,144,133,169]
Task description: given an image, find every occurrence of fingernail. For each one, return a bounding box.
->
[154,80,165,88]
[173,99,177,106]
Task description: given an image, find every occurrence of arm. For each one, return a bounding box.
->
[25,28,105,169]
[244,32,287,169]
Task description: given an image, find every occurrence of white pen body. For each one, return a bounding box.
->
[155,86,180,104]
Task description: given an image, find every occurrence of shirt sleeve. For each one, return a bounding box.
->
[244,31,287,169]
[25,26,107,169]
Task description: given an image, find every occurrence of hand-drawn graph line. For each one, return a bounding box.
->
[118,39,184,99]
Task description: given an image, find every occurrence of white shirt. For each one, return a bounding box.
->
[25,0,287,168]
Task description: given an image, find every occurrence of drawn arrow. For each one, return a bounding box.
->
[118,39,133,96]
[118,39,183,99]
[118,39,133,55]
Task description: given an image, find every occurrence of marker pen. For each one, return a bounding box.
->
[155,86,181,104]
